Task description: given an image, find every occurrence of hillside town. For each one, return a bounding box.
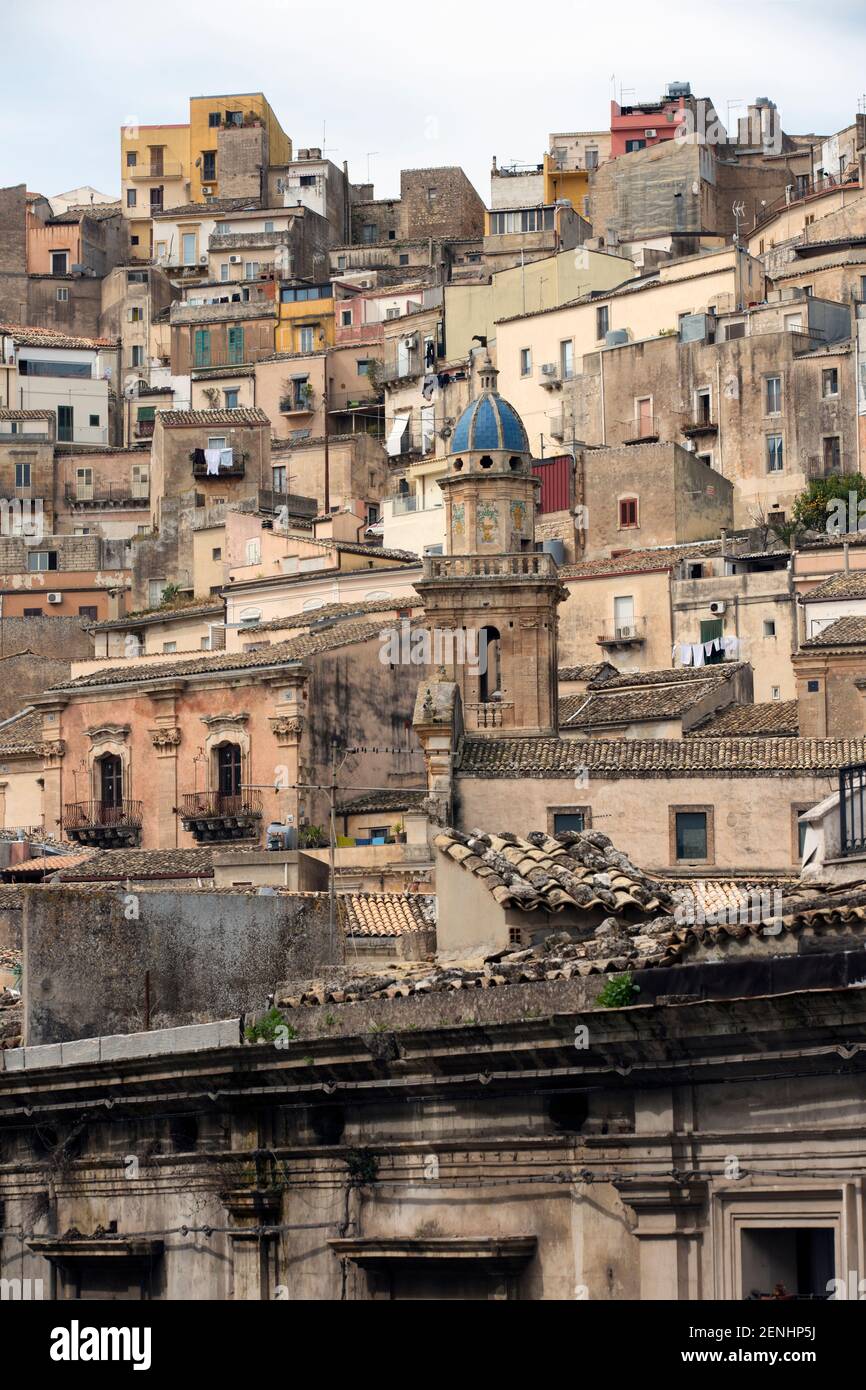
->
[3,79,866,1307]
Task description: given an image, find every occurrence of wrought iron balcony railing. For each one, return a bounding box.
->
[179,788,263,842]
[63,800,143,847]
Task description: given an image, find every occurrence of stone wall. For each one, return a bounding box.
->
[23,887,339,1043]
[0,184,28,325]
[400,168,486,241]
[0,615,93,719]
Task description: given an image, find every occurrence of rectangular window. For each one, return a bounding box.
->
[162,642,177,654]
[224,389,239,409]
[129,307,143,322]
[361,224,377,243]
[131,345,144,367]
[23,607,42,617]
[341,309,353,326]
[298,326,315,353]
[823,435,841,473]
[765,375,781,414]
[76,468,93,499]
[763,619,777,638]
[14,462,30,489]
[193,330,211,368]
[560,340,574,380]
[227,326,245,363]
[675,811,708,861]
[212,547,222,560]
[209,111,221,127]
[202,151,217,181]
[28,551,58,572]
[243,262,260,280]
[553,811,586,834]
[695,388,711,424]
[596,305,609,340]
[245,538,261,565]
[126,150,137,167]
[619,497,638,528]
[520,347,532,377]
[725,321,745,340]
[127,189,137,208]
[700,617,724,664]
[182,232,197,266]
[57,405,73,442]
[822,367,839,397]
[78,605,97,620]
[766,434,784,472]
[51,250,69,275]
[88,414,99,428]
[220,263,230,282]
[56,287,68,302]
[357,359,371,375]
[131,465,149,498]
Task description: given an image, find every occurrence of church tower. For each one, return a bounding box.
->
[415,359,566,735]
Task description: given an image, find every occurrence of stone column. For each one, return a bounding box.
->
[38,703,66,840]
[614,1177,708,1300]
[269,714,304,830]
[149,726,182,848]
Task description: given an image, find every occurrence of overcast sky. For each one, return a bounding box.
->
[3,1,865,205]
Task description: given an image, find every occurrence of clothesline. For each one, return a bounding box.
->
[673,634,740,667]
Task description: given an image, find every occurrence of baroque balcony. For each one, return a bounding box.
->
[64,484,149,509]
[63,799,143,848]
[423,552,560,582]
[178,788,263,842]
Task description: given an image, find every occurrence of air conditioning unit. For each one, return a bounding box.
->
[47,592,62,605]
[201,186,213,196]
[229,255,241,264]
[645,129,658,138]
[615,625,636,640]
[199,255,208,265]
[709,601,727,616]
[541,363,559,377]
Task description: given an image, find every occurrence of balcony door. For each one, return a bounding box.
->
[216,743,242,808]
[99,755,123,815]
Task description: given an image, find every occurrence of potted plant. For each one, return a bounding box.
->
[391,821,406,844]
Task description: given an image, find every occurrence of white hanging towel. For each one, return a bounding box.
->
[219,447,234,469]
[680,643,693,666]
[703,640,715,657]
[722,635,739,658]
[692,643,705,667]
[204,448,221,476]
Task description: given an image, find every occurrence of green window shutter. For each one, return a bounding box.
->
[699,617,724,664]
[194,330,211,367]
[228,326,244,363]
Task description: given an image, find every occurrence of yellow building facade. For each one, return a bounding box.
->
[121,123,191,260]
[275,284,335,355]
[188,93,291,203]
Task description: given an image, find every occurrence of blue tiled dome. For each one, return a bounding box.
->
[450,389,529,456]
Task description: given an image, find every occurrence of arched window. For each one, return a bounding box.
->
[509,456,522,471]
[452,457,463,471]
[97,754,123,812]
[479,625,501,703]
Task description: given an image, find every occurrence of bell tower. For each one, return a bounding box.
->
[415,359,565,735]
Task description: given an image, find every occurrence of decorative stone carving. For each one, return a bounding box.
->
[86,725,130,746]
[149,727,182,752]
[39,741,66,765]
[201,712,249,729]
[269,715,304,743]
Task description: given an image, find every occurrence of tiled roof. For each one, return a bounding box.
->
[592,663,745,689]
[801,570,866,602]
[153,198,261,218]
[0,322,118,350]
[49,618,387,690]
[56,848,218,881]
[0,409,53,421]
[456,734,866,778]
[434,827,672,916]
[51,202,122,223]
[558,662,618,683]
[801,615,866,648]
[91,601,223,632]
[339,789,427,816]
[687,700,799,737]
[561,540,722,580]
[292,535,419,564]
[157,407,270,428]
[339,892,436,936]
[4,852,94,878]
[248,596,420,634]
[0,709,44,754]
[666,876,797,922]
[559,677,726,729]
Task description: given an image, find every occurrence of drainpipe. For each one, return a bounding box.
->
[599,345,606,445]
[844,539,850,572]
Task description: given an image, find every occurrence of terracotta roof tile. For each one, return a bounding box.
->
[434,827,672,917]
[49,619,386,690]
[801,615,866,648]
[558,662,619,683]
[247,596,420,635]
[802,571,866,602]
[339,892,436,936]
[0,322,118,350]
[0,709,45,754]
[457,733,866,778]
[56,847,217,881]
[338,789,427,816]
[157,407,270,428]
[687,700,799,737]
